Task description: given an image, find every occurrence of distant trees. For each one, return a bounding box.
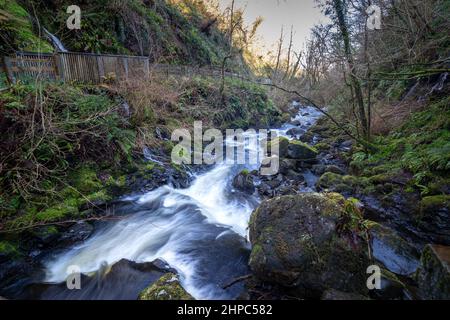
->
[265,0,449,146]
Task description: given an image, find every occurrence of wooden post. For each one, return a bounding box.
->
[53,53,64,82]
[123,57,129,80]
[97,56,105,83]
[145,58,150,78]
[3,57,15,85]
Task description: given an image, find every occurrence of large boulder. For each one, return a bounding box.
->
[416,244,450,300]
[249,193,370,298]
[267,137,289,158]
[287,141,318,160]
[416,195,450,245]
[369,224,420,276]
[139,273,193,300]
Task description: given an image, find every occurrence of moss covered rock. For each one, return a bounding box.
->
[138,273,193,300]
[416,195,450,244]
[287,140,318,160]
[316,172,369,194]
[232,170,255,194]
[249,193,369,298]
[416,244,450,300]
[268,137,289,158]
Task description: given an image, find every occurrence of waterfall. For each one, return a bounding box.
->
[43,28,68,52]
[40,104,323,300]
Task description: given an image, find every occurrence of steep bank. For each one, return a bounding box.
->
[0,74,282,297]
[245,90,450,300]
[1,0,243,68]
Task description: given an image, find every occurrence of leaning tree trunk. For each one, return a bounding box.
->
[333,0,369,141]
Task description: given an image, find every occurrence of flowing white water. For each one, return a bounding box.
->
[44,136,261,299]
[43,28,68,52]
[43,105,322,299]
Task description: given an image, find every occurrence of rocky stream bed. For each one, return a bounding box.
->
[0,103,449,300]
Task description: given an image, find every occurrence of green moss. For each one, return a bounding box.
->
[69,167,103,195]
[419,195,450,219]
[0,0,53,53]
[290,140,318,152]
[138,273,193,300]
[314,142,330,152]
[86,190,112,203]
[0,240,18,256]
[240,169,250,176]
[347,96,450,195]
[35,203,78,222]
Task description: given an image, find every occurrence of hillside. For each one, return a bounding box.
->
[1,0,240,67]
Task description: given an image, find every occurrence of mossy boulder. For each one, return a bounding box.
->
[249,193,369,298]
[138,273,193,300]
[416,244,450,300]
[268,137,289,158]
[416,195,450,244]
[232,170,255,194]
[287,140,318,160]
[316,172,369,194]
[369,224,420,276]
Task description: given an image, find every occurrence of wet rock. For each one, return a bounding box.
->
[325,165,345,175]
[249,193,369,298]
[369,268,407,300]
[313,165,345,176]
[316,172,369,195]
[0,257,35,296]
[58,222,94,246]
[416,195,450,244]
[232,170,255,194]
[279,158,300,174]
[34,258,175,300]
[287,141,318,160]
[369,224,420,276]
[139,273,193,300]
[312,164,326,175]
[416,244,450,300]
[31,226,60,246]
[341,140,353,149]
[321,289,369,300]
[268,137,289,158]
[286,127,305,138]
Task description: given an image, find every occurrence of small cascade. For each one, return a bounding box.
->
[43,28,68,52]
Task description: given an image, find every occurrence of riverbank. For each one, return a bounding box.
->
[0,74,286,299]
[243,93,450,300]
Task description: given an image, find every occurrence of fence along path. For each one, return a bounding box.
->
[2,51,250,85]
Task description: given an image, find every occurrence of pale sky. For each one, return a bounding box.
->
[219,0,328,55]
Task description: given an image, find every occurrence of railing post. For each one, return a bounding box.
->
[53,52,64,82]
[123,57,129,80]
[97,55,105,82]
[145,58,150,79]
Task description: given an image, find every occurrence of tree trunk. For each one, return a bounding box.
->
[333,0,368,140]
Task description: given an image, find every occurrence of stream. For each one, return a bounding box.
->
[18,104,324,300]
